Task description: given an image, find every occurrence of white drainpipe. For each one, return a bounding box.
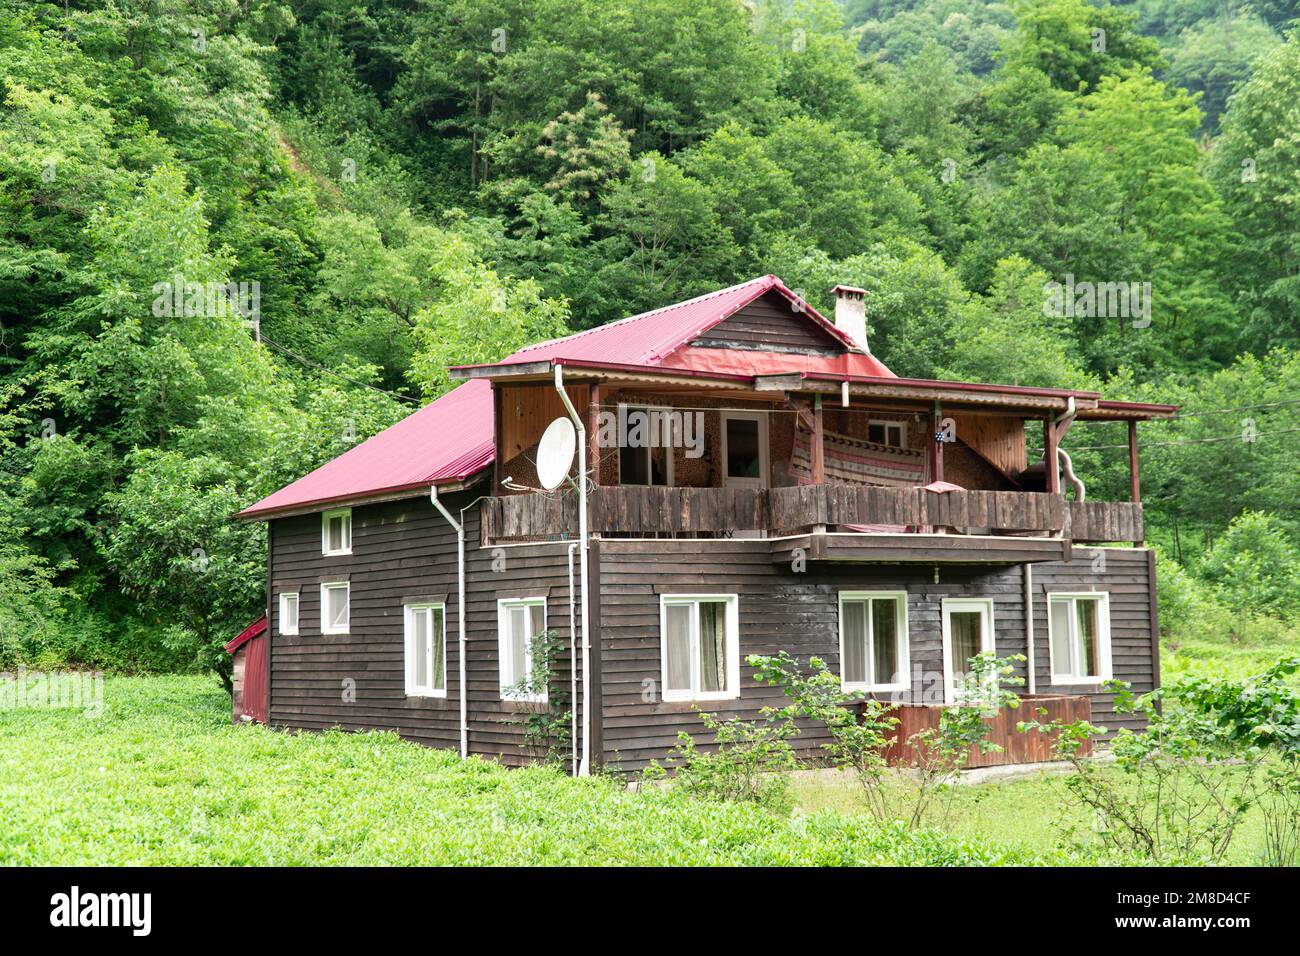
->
[553,364,592,776]
[567,542,579,777]
[430,485,468,759]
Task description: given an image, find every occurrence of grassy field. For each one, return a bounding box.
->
[0,675,1074,866]
[0,673,1279,866]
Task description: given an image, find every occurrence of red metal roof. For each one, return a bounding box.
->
[225,616,268,654]
[240,275,880,520]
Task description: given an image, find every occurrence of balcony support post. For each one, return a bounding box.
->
[811,393,825,485]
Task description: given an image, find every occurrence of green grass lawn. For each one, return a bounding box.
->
[0,674,1278,866]
[0,675,1070,866]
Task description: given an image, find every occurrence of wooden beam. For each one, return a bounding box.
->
[588,383,602,488]
[1128,419,1141,504]
[1043,418,1060,495]
[933,399,944,484]
[811,394,825,484]
[492,383,504,494]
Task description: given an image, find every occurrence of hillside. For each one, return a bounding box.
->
[1,0,1299,675]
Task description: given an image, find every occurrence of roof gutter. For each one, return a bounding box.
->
[553,364,592,776]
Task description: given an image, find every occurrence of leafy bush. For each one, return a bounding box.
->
[652,709,799,814]
[1198,511,1300,620]
[1023,663,1300,863]
[498,628,573,766]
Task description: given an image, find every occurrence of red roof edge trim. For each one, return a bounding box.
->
[225,616,267,654]
[450,357,759,382]
[794,371,1105,401]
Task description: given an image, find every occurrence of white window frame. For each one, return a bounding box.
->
[867,419,908,449]
[659,594,741,703]
[321,508,352,556]
[837,590,910,693]
[941,597,995,704]
[616,403,676,487]
[404,602,447,698]
[278,592,299,636]
[320,581,350,635]
[1047,592,1113,685]
[497,597,548,702]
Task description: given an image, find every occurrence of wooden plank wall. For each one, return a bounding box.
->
[1031,547,1155,735]
[268,491,583,766]
[950,413,1027,477]
[498,383,589,467]
[691,291,844,353]
[597,539,1156,769]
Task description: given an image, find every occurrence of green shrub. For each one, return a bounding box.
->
[654,709,799,814]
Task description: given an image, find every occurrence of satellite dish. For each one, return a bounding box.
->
[536,417,577,491]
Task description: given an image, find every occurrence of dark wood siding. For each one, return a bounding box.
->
[691,291,845,354]
[596,540,1156,769]
[268,492,582,766]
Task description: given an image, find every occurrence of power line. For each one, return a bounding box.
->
[260,334,424,406]
[1035,424,1300,453]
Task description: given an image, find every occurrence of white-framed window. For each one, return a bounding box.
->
[868,420,907,448]
[617,404,674,487]
[320,581,350,635]
[404,603,447,697]
[838,591,909,692]
[497,597,547,701]
[660,594,740,702]
[278,592,299,636]
[1048,592,1112,685]
[941,598,995,703]
[322,508,352,556]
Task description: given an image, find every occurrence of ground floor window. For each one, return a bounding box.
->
[838,591,909,691]
[278,592,299,636]
[404,603,446,697]
[497,598,547,701]
[1048,593,1112,684]
[660,595,739,702]
[942,598,995,703]
[320,582,349,635]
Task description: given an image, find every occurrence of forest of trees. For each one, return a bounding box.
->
[1,0,1298,680]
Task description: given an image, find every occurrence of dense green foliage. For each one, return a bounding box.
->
[2,0,1299,675]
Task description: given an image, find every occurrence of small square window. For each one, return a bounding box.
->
[868,422,906,448]
[1048,594,1111,684]
[839,592,909,691]
[321,582,350,635]
[279,592,299,636]
[660,595,739,702]
[322,509,352,556]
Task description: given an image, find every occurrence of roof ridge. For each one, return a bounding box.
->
[512,274,778,358]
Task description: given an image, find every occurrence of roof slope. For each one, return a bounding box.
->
[238,276,881,519]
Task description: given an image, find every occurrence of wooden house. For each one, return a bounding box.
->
[237,275,1174,772]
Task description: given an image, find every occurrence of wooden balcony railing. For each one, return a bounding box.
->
[481,484,1144,545]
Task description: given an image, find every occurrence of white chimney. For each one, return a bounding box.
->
[830,284,869,352]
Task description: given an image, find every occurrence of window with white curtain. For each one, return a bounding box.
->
[279,592,299,636]
[660,595,739,702]
[838,592,908,691]
[497,598,547,701]
[405,603,446,697]
[322,508,352,556]
[1048,593,1112,684]
[320,582,349,635]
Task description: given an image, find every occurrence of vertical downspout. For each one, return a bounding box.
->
[567,542,579,777]
[1024,563,1036,695]
[430,485,468,759]
[553,364,591,776]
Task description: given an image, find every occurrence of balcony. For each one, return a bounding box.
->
[481,483,1144,553]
